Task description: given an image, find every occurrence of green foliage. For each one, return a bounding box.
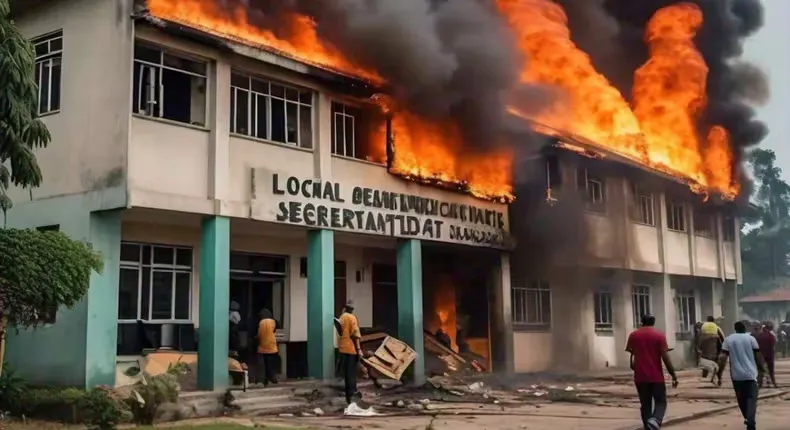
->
[0,364,27,413]
[2,384,129,429]
[79,386,129,430]
[127,364,188,425]
[0,228,103,329]
[0,0,52,225]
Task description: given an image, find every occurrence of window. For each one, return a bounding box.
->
[577,168,605,211]
[33,30,63,115]
[331,102,383,162]
[667,201,686,232]
[693,210,714,238]
[594,289,613,331]
[512,281,551,328]
[632,285,651,328]
[133,42,207,126]
[631,184,655,225]
[675,291,696,337]
[118,243,193,322]
[723,216,736,242]
[230,72,313,149]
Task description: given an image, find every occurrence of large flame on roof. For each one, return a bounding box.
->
[148,0,739,200]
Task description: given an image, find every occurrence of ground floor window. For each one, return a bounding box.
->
[675,291,696,338]
[594,289,613,331]
[632,285,651,328]
[118,242,193,322]
[512,281,551,329]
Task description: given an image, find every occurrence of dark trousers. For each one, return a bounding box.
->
[340,353,358,403]
[733,380,758,430]
[255,353,278,386]
[759,355,776,387]
[635,383,667,429]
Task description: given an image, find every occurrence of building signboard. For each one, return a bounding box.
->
[251,171,510,249]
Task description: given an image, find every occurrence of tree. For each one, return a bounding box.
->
[740,148,790,296]
[0,0,102,376]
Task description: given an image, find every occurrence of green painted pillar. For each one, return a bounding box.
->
[397,239,425,385]
[84,210,123,388]
[307,229,335,380]
[198,216,230,390]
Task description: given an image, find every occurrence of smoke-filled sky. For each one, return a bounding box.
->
[743,0,790,179]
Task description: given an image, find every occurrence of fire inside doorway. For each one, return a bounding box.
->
[370,244,500,375]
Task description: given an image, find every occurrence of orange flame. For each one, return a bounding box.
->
[148,0,739,199]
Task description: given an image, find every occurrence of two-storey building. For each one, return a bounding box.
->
[6,0,512,390]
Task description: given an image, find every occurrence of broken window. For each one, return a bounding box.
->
[33,30,63,115]
[512,280,551,328]
[722,216,736,242]
[631,285,651,328]
[133,42,207,127]
[230,72,314,149]
[693,210,714,238]
[576,168,605,212]
[667,201,686,232]
[631,184,655,226]
[594,289,613,331]
[331,102,384,163]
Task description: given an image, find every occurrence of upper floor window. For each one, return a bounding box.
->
[331,102,382,163]
[576,168,605,212]
[723,216,736,242]
[512,280,551,329]
[230,72,313,149]
[667,201,686,232]
[33,30,63,115]
[133,42,207,127]
[693,210,714,238]
[631,184,655,226]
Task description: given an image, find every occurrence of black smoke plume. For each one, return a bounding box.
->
[208,0,549,153]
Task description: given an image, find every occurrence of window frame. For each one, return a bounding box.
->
[631,184,656,226]
[229,251,289,330]
[667,201,687,232]
[693,210,715,238]
[118,242,194,324]
[593,288,613,332]
[33,30,63,116]
[229,70,315,149]
[577,168,606,212]
[632,285,652,328]
[512,280,552,329]
[723,216,736,242]
[132,41,209,127]
[675,291,697,339]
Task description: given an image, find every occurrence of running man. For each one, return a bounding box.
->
[717,320,765,430]
[626,314,679,430]
[754,321,778,388]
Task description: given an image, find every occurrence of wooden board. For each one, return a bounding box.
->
[361,336,416,381]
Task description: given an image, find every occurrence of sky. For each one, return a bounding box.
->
[743,0,790,179]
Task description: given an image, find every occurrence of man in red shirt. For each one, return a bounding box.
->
[626,314,679,430]
[754,321,778,388]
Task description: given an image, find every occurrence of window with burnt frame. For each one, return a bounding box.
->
[631,184,655,226]
[723,216,736,242]
[577,168,606,211]
[33,30,62,115]
[331,101,385,163]
[132,42,207,126]
[693,210,715,238]
[230,72,314,149]
[667,201,687,232]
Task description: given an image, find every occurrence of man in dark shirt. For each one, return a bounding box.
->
[626,314,679,430]
[754,322,777,388]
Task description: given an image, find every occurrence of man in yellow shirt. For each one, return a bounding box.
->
[337,300,362,404]
[256,308,279,386]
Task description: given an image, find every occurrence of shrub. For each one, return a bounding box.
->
[0,364,27,413]
[127,364,187,424]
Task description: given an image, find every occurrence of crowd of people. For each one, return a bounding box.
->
[627,315,783,430]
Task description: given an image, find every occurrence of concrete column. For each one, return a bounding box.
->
[490,253,514,374]
[612,272,633,367]
[197,216,230,391]
[721,280,739,334]
[652,274,676,349]
[314,92,334,179]
[208,60,231,212]
[84,210,123,387]
[397,239,425,385]
[307,229,335,380]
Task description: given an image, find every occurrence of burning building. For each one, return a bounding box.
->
[3,0,762,386]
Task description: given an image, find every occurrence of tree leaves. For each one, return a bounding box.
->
[0,229,103,329]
